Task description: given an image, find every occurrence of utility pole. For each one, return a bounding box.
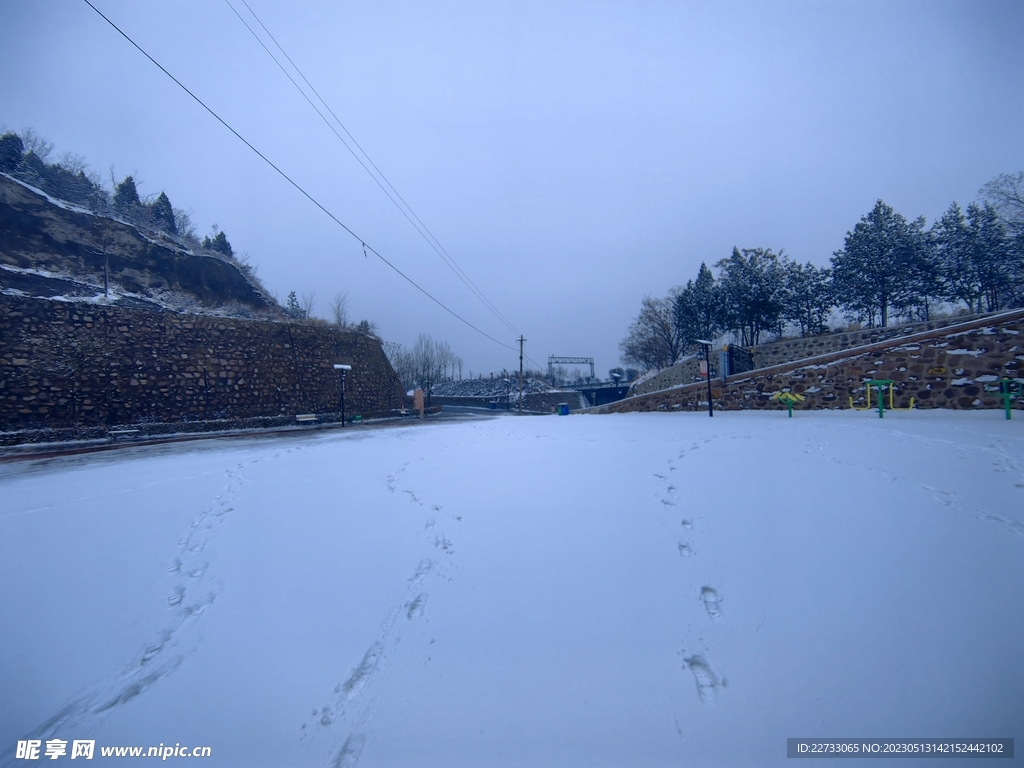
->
[518,336,525,413]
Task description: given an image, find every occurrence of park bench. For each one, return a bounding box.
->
[295,414,319,425]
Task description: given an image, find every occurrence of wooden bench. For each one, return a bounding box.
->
[108,429,140,441]
[295,414,319,425]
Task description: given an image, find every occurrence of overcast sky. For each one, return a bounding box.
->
[3,0,1023,376]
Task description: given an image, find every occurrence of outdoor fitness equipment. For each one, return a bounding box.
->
[771,390,805,417]
[984,378,1022,420]
[848,379,915,418]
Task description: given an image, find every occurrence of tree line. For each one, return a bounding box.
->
[384,334,464,393]
[620,174,1024,371]
[0,127,386,333]
[0,126,281,309]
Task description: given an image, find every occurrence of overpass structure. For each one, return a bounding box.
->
[548,355,595,380]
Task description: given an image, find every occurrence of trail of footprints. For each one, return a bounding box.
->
[16,449,284,744]
[304,472,459,767]
[657,440,728,708]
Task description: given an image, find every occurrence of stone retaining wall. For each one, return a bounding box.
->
[606,310,1024,414]
[627,311,1004,397]
[431,392,589,412]
[0,295,405,430]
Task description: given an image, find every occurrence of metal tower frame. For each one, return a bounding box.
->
[548,355,595,380]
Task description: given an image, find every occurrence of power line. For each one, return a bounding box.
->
[226,0,521,337]
[80,0,517,354]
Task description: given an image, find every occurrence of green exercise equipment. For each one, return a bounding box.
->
[771,390,805,417]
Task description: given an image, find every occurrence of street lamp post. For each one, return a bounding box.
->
[695,340,714,417]
[333,364,352,426]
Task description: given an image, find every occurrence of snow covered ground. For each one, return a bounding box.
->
[1,410,1021,767]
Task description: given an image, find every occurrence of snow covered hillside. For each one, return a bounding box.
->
[1,411,1021,766]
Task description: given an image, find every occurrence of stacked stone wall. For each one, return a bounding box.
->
[748,312,1002,370]
[0,296,405,430]
[627,311,1004,397]
[607,311,1024,414]
[431,392,589,412]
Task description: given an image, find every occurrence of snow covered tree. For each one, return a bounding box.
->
[782,261,833,336]
[0,132,24,172]
[620,294,685,371]
[150,191,177,234]
[933,202,982,312]
[714,247,787,345]
[112,175,140,212]
[831,200,936,327]
[966,203,1013,312]
[672,262,723,350]
[202,230,234,257]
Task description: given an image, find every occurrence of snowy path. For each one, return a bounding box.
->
[1,411,1022,766]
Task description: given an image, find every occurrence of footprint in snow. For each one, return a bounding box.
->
[684,655,722,705]
[406,593,428,620]
[408,559,432,585]
[700,587,722,619]
[678,543,694,558]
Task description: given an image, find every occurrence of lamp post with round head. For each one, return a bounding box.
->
[333,364,352,426]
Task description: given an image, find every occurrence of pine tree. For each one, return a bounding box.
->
[782,261,833,336]
[112,175,140,212]
[714,247,786,345]
[672,262,723,349]
[966,203,1011,312]
[933,202,982,312]
[284,291,306,318]
[831,200,935,327]
[150,191,177,234]
[202,230,233,257]
[0,132,24,172]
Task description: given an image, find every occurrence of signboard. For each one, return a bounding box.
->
[699,360,708,377]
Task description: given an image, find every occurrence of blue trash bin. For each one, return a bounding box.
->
[557,403,569,415]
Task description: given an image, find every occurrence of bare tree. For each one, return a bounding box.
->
[981,171,1024,236]
[619,294,685,371]
[412,333,437,395]
[54,151,87,175]
[173,207,199,243]
[19,127,53,161]
[329,291,349,327]
[300,291,316,319]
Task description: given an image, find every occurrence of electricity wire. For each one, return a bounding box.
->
[81,0,517,353]
[226,0,521,337]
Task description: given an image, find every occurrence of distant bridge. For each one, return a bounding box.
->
[548,355,595,380]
